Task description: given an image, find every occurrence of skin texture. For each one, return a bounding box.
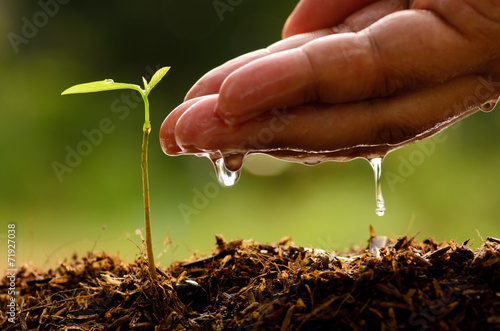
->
[160,0,500,163]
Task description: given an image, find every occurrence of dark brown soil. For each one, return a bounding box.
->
[1,231,500,330]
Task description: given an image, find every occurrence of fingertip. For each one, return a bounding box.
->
[281,1,311,39]
[184,75,216,102]
[159,110,183,156]
[160,97,209,155]
[282,12,298,39]
[159,120,176,155]
[175,95,224,153]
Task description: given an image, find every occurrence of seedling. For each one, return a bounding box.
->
[62,66,171,280]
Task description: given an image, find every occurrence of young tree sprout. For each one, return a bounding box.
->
[62,66,171,280]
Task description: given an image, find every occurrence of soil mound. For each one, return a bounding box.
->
[2,233,499,330]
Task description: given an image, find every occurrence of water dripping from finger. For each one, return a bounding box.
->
[210,152,246,187]
[368,157,386,216]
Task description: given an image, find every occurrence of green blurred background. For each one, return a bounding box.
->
[1,0,499,270]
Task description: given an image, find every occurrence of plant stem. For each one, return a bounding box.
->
[141,94,157,280]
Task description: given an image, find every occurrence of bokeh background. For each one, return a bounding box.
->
[1,0,499,270]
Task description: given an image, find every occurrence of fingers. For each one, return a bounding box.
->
[162,0,500,165]
[161,74,500,162]
[185,0,408,102]
[282,0,378,38]
[184,31,336,101]
[216,9,481,126]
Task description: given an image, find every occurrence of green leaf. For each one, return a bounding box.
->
[148,67,171,92]
[61,79,143,95]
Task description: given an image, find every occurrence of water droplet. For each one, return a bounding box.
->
[212,155,242,187]
[368,157,385,216]
[480,100,497,113]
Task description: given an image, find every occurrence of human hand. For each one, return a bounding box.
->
[160,0,500,164]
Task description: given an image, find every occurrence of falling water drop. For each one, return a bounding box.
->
[211,153,244,187]
[214,158,240,187]
[368,157,385,216]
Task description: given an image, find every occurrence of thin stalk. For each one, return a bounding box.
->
[62,67,171,282]
[141,93,157,280]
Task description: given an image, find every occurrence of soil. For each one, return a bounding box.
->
[1,230,500,330]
